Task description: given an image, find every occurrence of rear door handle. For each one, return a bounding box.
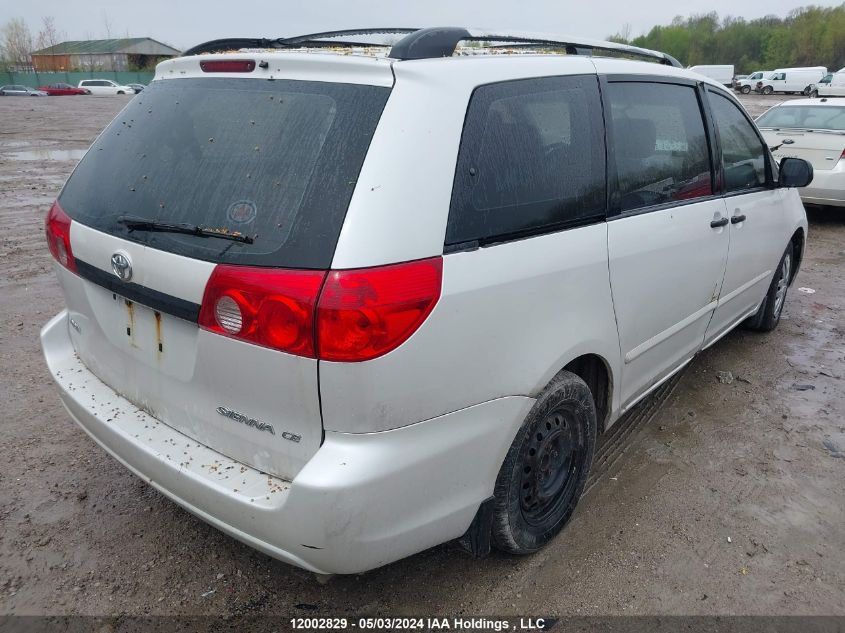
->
[731,214,747,224]
[710,217,729,228]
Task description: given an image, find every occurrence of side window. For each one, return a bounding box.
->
[708,91,767,192]
[446,75,606,246]
[606,82,713,212]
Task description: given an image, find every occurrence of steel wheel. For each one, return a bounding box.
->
[773,251,791,318]
[519,406,582,527]
[492,370,597,554]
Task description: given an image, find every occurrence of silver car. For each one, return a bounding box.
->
[758,98,845,207]
[41,27,812,575]
[0,85,48,96]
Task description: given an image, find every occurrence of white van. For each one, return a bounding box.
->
[77,79,136,95]
[42,27,811,575]
[688,64,734,86]
[815,70,845,97]
[736,70,770,94]
[756,67,827,95]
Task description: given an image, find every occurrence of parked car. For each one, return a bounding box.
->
[812,70,845,98]
[37,82,91,96]
[755,67,827,95]
[688,64,734,86]
[126,83,146,93]
[735,70,771,94]
[0,85,48,96]
[77,79,135,95]
[757,98,845,207]
[41,27,811,575]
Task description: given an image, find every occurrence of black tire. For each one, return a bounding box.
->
[117,90,125,95]
[762,86,774,95]
[810,89,819,98]
[741,85,752,94]
[744,243,794,332]
[492,371,597,554]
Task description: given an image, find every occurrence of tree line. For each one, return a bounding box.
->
[609,4,845,74]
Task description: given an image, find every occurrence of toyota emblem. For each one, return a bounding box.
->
[111,252,132,282]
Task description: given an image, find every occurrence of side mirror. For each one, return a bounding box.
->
[779,157,813,188]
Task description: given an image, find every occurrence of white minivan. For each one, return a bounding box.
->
[42,27,812,575]
[756,67,828,95]
[77,79,136,95]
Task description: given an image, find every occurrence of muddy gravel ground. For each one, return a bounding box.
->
[1,93,843,620]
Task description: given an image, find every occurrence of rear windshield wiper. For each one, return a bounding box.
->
[118,215,254,244]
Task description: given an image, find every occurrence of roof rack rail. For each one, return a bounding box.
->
[388,27,683,67]
[181,27,683,68]
[182,28,419,57]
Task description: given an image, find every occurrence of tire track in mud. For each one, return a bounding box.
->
[584,371,684,496]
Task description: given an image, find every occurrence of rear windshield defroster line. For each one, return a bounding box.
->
[59,77,391,269]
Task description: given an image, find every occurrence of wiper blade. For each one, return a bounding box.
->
[117,215,254,244]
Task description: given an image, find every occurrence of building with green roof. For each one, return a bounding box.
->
[31,38,180,72]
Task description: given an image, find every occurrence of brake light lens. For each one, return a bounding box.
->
[317,257,442,362]
[198,257,443,361]
[198,266,326,357]
[199,60,256,73]
[45,200,76,272]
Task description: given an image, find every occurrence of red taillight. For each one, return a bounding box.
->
[316,257,443,362]
[198,266,326,357]
[45,200,76,272]
[199,60,255,73]
[198,257,443,361]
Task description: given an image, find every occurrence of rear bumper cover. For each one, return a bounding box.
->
[41,310,533,574]
[798,164,845,207]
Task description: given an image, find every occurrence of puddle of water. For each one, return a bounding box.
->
[3,149,88,161]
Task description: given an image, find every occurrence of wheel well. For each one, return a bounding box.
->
[789,228,804,284]
[563,354,611,432]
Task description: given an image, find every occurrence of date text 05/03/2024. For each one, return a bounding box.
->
[289,617,550,631]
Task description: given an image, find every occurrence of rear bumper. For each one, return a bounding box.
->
[799,167,845,207]
[41,310,533,574]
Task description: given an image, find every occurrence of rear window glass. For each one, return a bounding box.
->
[756,105,845,131]
[60,77,390,268]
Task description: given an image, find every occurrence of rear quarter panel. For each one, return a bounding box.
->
[322,56,622,434]
[320,224,621,433]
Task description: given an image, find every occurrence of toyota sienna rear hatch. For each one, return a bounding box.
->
[52,75,391,480]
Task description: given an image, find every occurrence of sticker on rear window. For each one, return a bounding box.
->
[227,200,257,224]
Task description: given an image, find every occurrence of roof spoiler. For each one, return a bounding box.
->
[182,27,683,68]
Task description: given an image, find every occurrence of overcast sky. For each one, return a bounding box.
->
[13,0,843,50]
